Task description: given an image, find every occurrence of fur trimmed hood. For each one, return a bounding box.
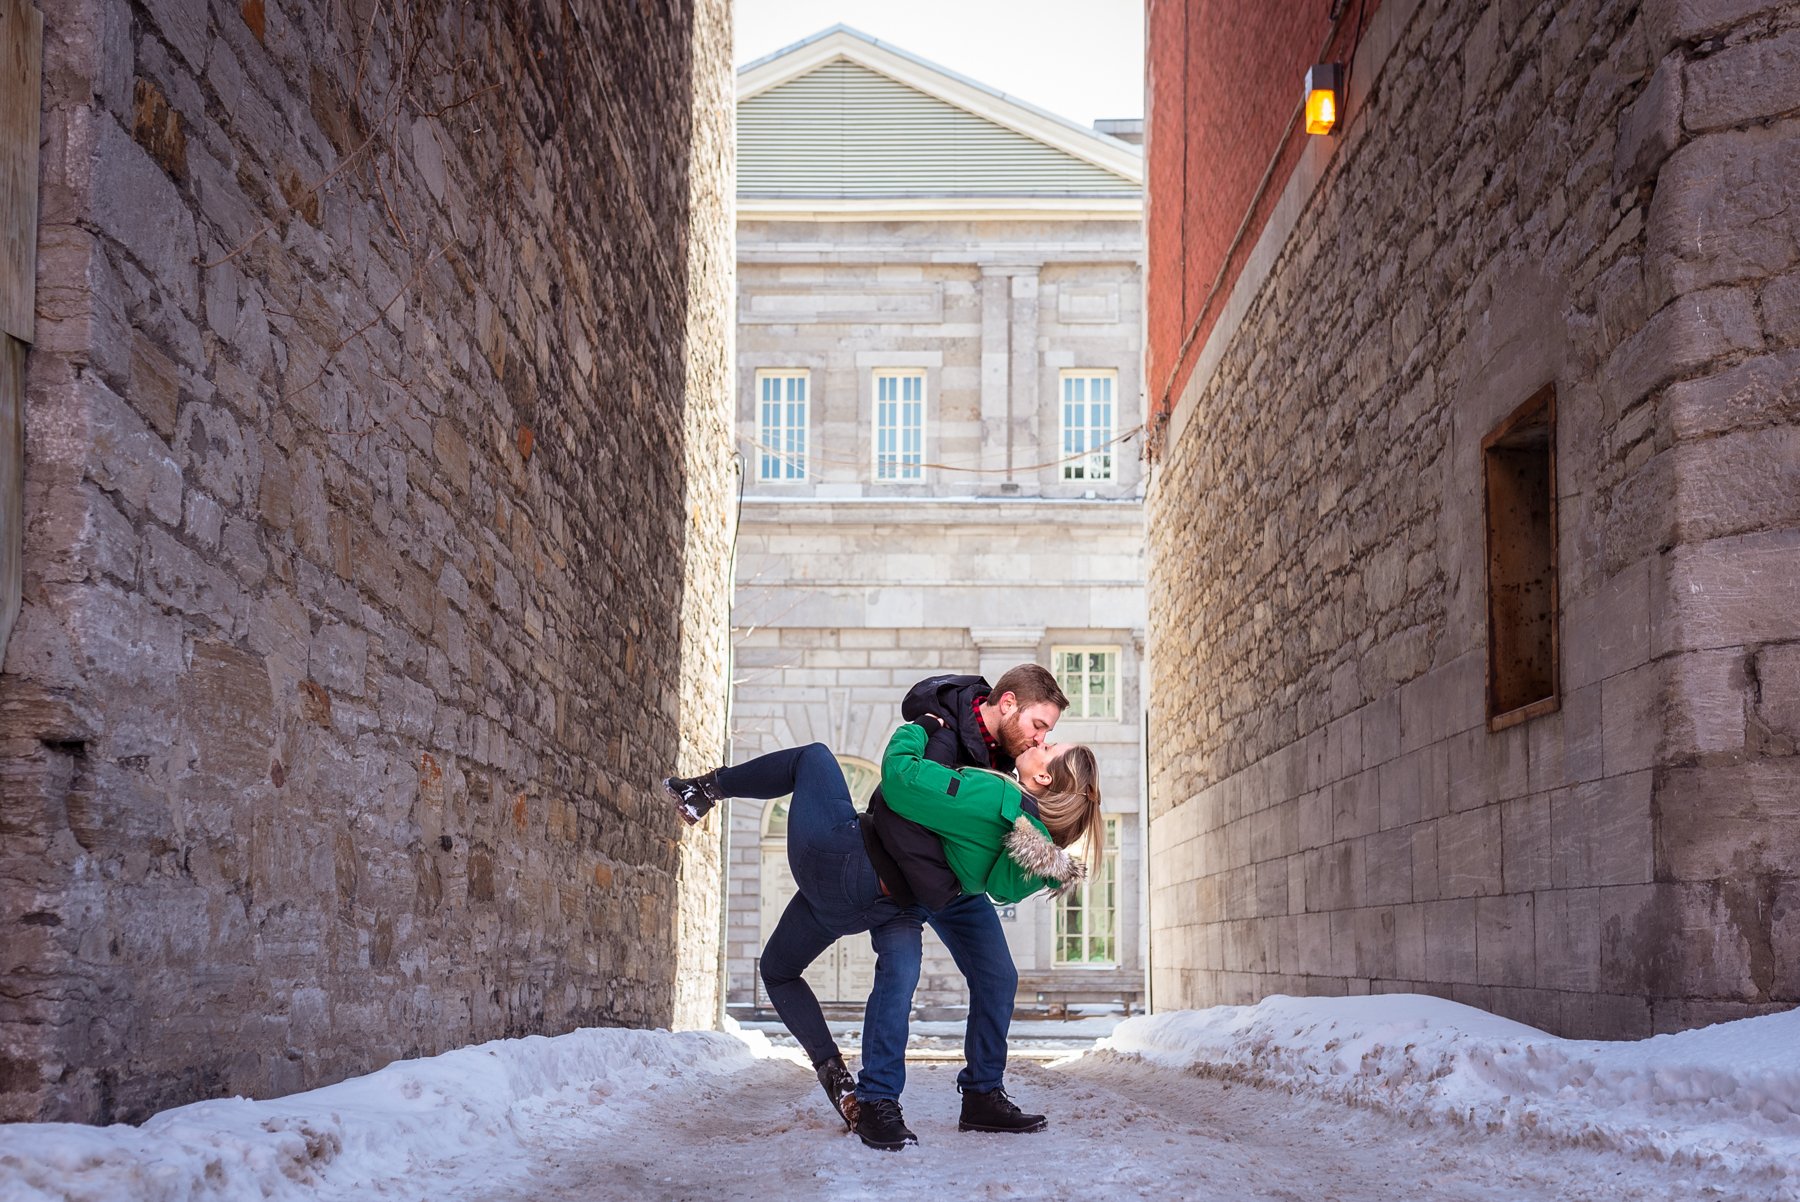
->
[1004,816,1088,890]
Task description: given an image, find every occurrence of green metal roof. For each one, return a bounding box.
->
[739,60,1140,200]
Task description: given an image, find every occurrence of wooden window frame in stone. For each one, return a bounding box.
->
[1054,816,1122,966]
[754,368,810,483]
[1053,645,1121,720]
[872,368,927,482]
[1481,384,1561,731]
[1059,369,1118,481]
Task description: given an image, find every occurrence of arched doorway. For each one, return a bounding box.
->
[758,755,881,1006]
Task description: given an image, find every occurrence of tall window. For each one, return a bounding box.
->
[1055,817,1120,965]
[1053,646,1119,720]
[756,369,809,482]
[1482,385,1559,729]
[1060,370,1116,481]
[873,370,925,481]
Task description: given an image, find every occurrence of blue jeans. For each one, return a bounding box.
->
[727,745,926,1102]
[926,892,1017,1094]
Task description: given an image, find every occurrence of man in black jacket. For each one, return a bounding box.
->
[856,663,1068,1144]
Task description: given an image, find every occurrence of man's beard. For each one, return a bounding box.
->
[995,709,1033,758]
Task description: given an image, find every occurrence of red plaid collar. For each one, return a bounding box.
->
[971,694,999,753]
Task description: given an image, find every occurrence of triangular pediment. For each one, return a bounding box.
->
[737,29,1141,202]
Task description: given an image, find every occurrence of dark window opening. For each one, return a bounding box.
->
[1483,385,1559,729]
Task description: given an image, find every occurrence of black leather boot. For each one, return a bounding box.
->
[958,1085,1047,1133]
[815,1054,858,1131]
[855,1097,918,1150]
[662,769,724,824]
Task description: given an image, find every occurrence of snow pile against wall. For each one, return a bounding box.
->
[1103,995,1800,1192]
[0,1026,786,1202]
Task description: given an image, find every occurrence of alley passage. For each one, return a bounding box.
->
[471,1054,1725,1202]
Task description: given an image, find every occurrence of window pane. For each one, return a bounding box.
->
[1054,815,1121,965]
[757,372,807,481]
[875,371,925,481]
[1061,372,1116,481]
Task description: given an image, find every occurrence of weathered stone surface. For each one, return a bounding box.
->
[1613,53,1682,192]
[1147,0,1799,1036]
[1644,0,1788,50]
[1684,23,1800,134]
[3,0,733,1124]
[1647,121,1800,305]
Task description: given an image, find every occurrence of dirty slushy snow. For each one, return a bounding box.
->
[2,995,1793,1201]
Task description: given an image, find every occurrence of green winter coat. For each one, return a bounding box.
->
[879,722,1087,905]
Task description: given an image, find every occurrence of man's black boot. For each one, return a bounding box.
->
[815,1055,858,1131]
[662,769,724,825]
[854,1097,918,1151]
[958,1085,1047,1133]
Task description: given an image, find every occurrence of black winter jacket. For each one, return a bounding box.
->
[860,674,1016,910]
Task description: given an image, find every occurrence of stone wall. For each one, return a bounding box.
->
[1146,0,1799,1036]
[1,0,733,1124]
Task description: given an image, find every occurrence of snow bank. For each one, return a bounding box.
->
[1101,995,1800,1189]
[0,1024,778,1202]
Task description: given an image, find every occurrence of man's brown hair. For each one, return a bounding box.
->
[992,662,1069,712]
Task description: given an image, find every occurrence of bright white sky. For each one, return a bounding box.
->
[733,0,1145,128]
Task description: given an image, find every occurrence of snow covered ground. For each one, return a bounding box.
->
[2,995,1794,1201]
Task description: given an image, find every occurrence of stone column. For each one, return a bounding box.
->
[979,267,1012,484]
[1008,268,1041,494]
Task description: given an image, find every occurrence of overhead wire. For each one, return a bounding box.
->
[738,422,1148,482]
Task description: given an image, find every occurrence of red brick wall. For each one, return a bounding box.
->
[1146,0,1381,417]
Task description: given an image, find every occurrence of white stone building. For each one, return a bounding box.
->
[724,27,1148,1018]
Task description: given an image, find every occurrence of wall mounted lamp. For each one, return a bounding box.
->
[1304,63,1343,135]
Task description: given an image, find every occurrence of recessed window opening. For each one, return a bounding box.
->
[1483,384,1559,729]
[1052,646,1120,720]
[755,369,809,482]
[1061,370,1116,481]
[873,369,925,481]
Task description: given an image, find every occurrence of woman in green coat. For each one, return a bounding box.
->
[880,717,1103,904]
[657,719,1101,1148]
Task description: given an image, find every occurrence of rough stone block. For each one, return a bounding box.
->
[1601,287,1764,415]
[1552,770,1654,888]
[1689,410,1800,540]
[1664,649,1749,758]
[1535,887,1600,992]
[1601,661,1663,776]
[88,115,199,315]
[1754,643,1800,746]
[1436,807,1503,899]
[1410,821,1440,903]
[1563,556,1652,692]
[1501,793,1553,893]
[1657,760,1800,880]
[1475,894,1535,988]
[1422,898,1479,983]
[1648,123,1800,305]
[1683,24,1800,133]
[1332,769,1380,841]
[1363,827,1413,907]
[1613,53,1682,191]
[1377,748,1424,830]
[1644,0,1787,51]
[1656,529,1800,655]
[1660,350,1800,443]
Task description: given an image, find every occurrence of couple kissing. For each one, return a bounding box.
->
[664,664,1104,1150]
